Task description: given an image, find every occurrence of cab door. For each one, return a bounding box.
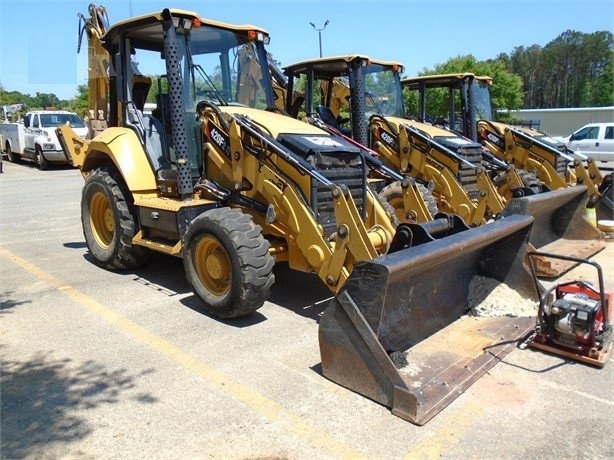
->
[594,124,614,162]
[568,125,600,157]
[24,113,39,153]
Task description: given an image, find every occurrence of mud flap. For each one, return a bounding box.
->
[501,185,605,277]
[318,215,537,425]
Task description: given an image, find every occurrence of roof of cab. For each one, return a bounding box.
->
[284,55,404,77]
[401,73,492,89]
[101,8,268,51]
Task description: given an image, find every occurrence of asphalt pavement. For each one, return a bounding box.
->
[1,160,613,459]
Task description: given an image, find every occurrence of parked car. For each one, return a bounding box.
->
[566,122,614,162]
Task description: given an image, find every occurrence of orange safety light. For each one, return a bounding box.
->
[248,30,257,40]
[193,18,201,28]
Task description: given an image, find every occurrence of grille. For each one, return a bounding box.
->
[554,155,569,177]
[311,161,366,238]
[436,138,483,200]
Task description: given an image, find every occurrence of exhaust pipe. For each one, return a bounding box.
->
[162,9,192,199]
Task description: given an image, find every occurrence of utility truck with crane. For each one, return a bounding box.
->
[0,109,87,169]
[58,5,547,425]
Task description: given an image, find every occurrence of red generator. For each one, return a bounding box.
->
[527,251,612,367]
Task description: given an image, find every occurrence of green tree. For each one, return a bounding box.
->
[30,92,60,109]
[65,83,89,118]
[506,30,613,108]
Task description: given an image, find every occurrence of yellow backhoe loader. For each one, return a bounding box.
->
[58,5,542,425]
[282,56,604,276]
[401,73,613,221]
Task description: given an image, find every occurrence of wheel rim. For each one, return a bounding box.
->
[90,191,115,248]
[194,236,231,296]
[385,192,406,221]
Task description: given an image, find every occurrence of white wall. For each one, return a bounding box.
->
[500,106,614,137]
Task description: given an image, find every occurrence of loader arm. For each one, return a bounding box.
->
[201,106,394,292]
[573,157,604,205]
[503,128,570,189]
[370,117,494,225]
[478,121,569,190]
[56,124,90,170]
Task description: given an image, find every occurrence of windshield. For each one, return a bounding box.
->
[472,80,493,121]
[364,64,404,118]
[184,28,274,110]
[40,113,85,128]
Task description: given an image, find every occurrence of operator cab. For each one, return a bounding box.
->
[98,9,276,190]
[401,73,494,140]
[283,55,405,146]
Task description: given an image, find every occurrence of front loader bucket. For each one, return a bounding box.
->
[501,185,605,277]
[319,215,537,425]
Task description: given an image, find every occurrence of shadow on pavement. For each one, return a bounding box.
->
[0,353,157,458]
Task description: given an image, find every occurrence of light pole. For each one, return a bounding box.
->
[309,20,329,58]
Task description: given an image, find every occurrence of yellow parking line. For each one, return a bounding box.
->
[0,246,366,459]
[404,401,483,460]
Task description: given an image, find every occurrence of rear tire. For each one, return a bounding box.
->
[183,207,275,318]
[6,143,19,163]
[81,166,150,270]
[380,181,438,222]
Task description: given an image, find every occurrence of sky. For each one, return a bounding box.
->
[0,0,613,101]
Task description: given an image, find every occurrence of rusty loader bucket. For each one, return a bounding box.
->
[501,185,605,277]
[319,214,538,425]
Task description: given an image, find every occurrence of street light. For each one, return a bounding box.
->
[309,20,329,58]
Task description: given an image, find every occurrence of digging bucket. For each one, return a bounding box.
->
[318,214,538,425]
[501,185,605,277]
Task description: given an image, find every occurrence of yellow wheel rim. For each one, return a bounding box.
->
[90,191,115,248]
[194,236,231,296]
[386,193,406,221]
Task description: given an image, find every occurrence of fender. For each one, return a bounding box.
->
[82,127,157,192]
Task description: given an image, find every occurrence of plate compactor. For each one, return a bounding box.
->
[527,251,613,366]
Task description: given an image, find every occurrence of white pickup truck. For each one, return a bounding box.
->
[0,110,88,170]
[566,122,614,163]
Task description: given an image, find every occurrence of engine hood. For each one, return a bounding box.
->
[218,106,328,138]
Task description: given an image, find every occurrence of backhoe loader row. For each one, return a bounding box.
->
[401,73,613,219]
[59,5,561,425]
[281,56,604,275]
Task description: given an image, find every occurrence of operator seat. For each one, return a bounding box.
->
[316,105,352,137]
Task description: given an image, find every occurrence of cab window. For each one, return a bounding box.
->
[571,126,599,141]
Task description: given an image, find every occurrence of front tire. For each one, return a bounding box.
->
[81,166,150,270]
[36,146,49,170]
[380,181,438,222]
[183,207,275,318]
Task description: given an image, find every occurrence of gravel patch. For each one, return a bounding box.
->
[467,275,537,318]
